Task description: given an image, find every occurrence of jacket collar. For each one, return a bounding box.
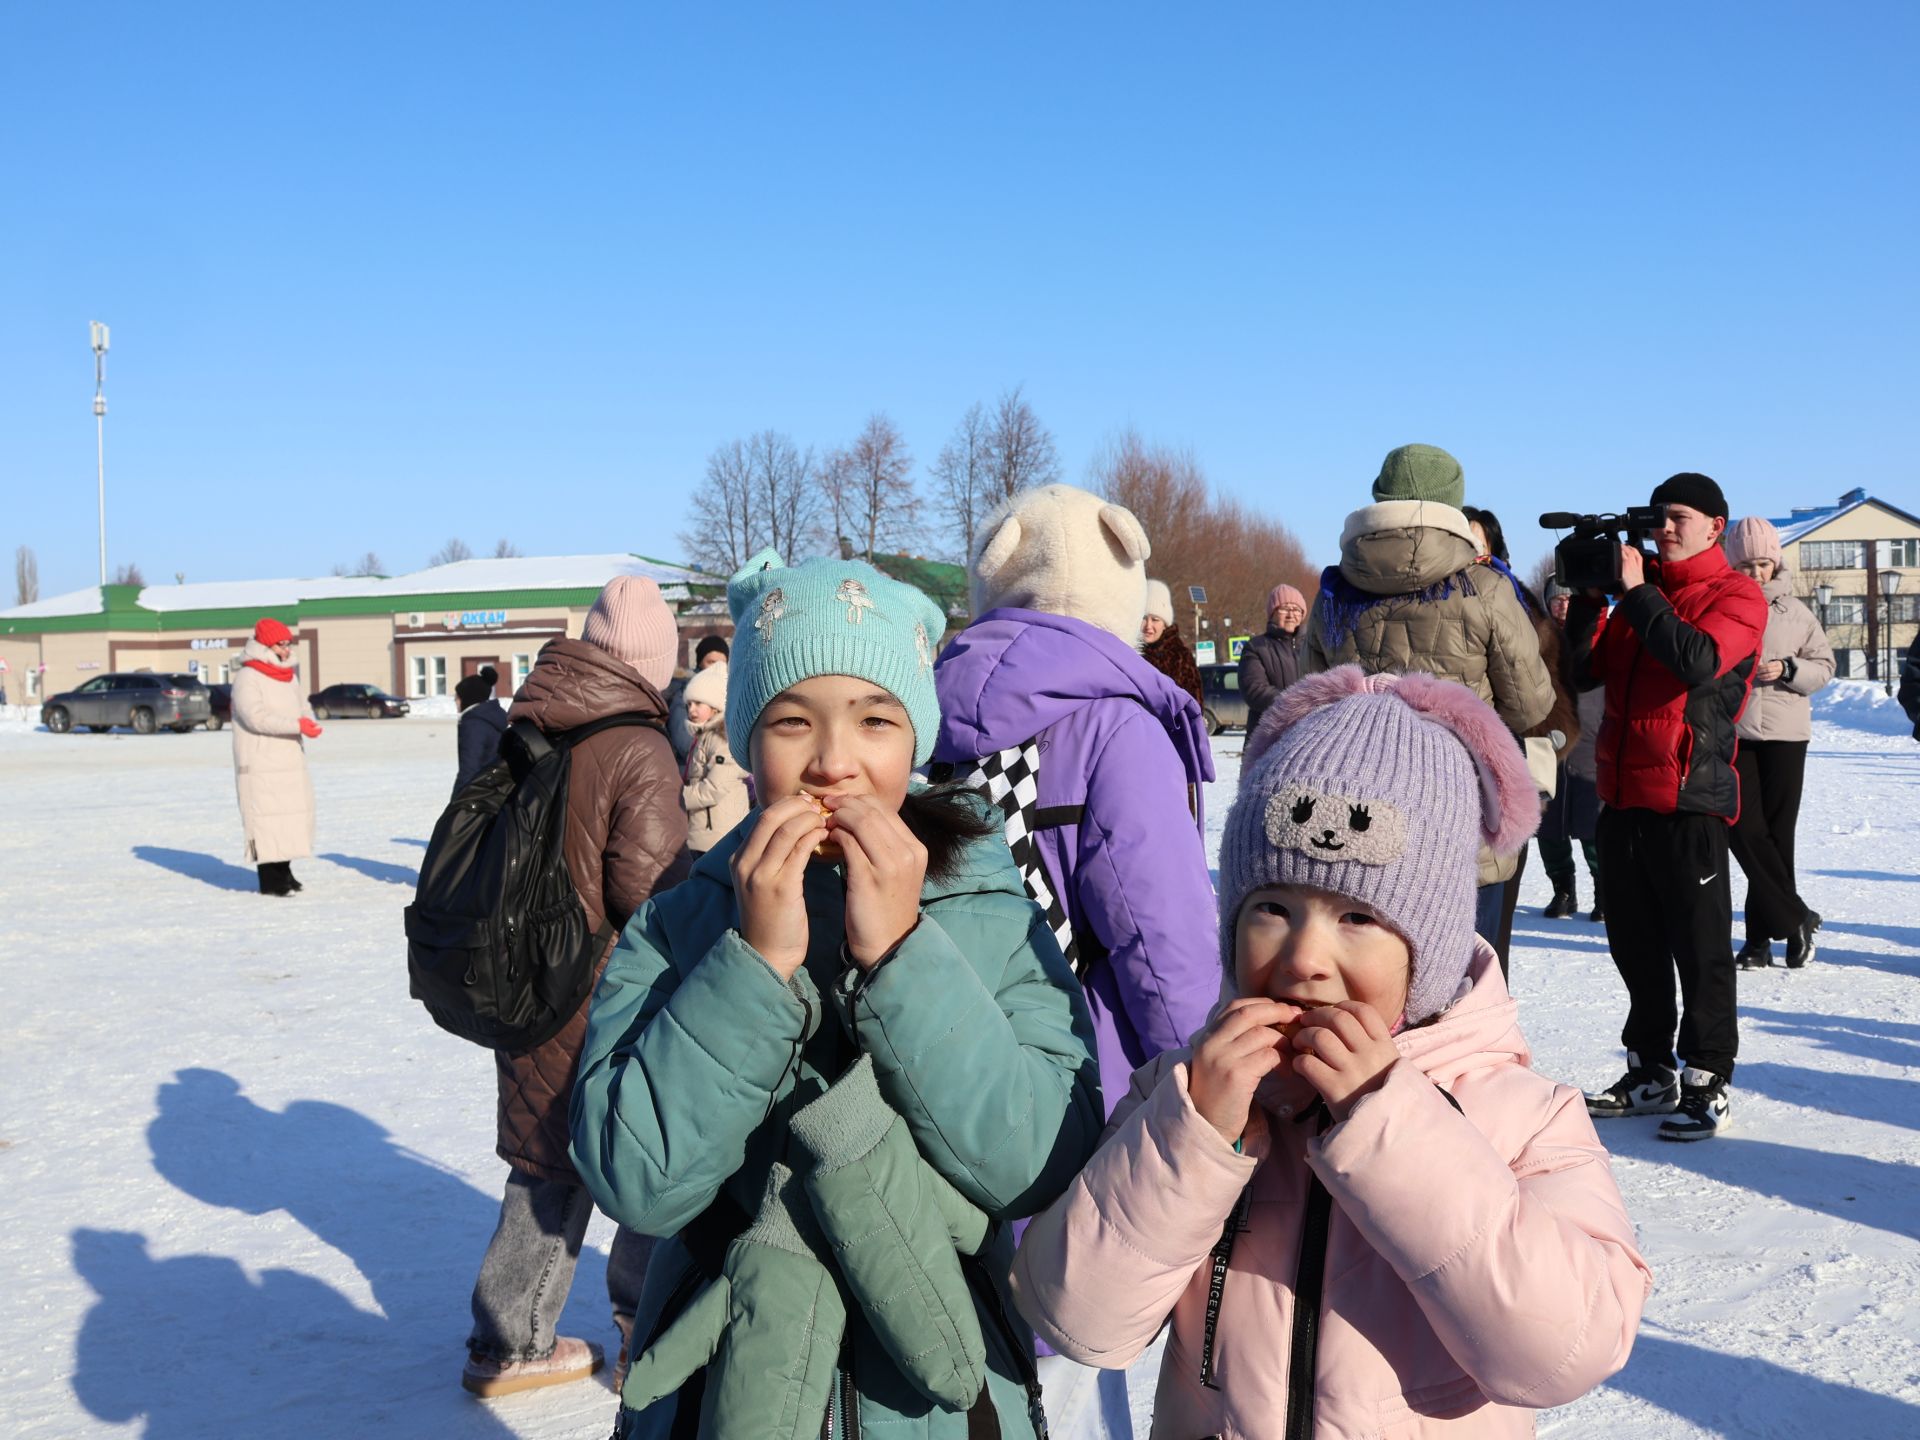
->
[1653,542,1734,595]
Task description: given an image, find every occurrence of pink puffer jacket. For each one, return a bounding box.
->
[1011,944,1650,1438]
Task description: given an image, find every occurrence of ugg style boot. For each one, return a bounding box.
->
[462,1336,603,1398]
[256,862,295,897]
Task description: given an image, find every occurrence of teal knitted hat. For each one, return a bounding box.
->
[1372,444,1465,509]
[725,549,947,767]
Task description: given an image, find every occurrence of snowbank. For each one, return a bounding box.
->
[1810,678,1913,738]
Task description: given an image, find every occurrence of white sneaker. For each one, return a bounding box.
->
[1657,1068,1731,1141]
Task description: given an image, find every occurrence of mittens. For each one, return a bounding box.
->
[298,717,322,738]
[623,1165,847,1439]
[790,1055,990,1410]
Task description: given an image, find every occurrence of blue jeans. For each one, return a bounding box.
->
[468,1168,653,1361]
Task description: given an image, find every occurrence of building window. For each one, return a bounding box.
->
[1889,595,1920,624]
[432,655,448,696]
[513,652,533,691]
[1801,540,1866,570]
[24,669,39,700]
[1820,596,1866,625]
[1880,538,1920,569]
[410,655,428,697]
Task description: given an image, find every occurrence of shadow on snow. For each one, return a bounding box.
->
[1744,1005,1920,1070]
[1606,1333,1920,1435]
[320,852,420,887]
[131,846,257,894]
[70,1068,615,1437]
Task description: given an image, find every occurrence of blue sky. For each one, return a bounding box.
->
[4,2,1915,598]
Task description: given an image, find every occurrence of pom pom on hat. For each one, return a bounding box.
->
[582,575,679,691]
[970,484,1152,645]
[1223,666,1539,1023]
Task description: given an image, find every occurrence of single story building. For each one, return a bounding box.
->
[0,555,726,706]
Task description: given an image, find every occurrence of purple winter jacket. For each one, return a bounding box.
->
[933,608,1220,1119]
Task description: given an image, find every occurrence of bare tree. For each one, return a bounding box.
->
[930,402,991,563]
[331,551,384,578]
[429,538,474,567]
[111,561,146,587]
[815,445,858,558]
[830,414,920,559]
[982,385,1062,505]
[1528,552,1559,600]
[1091,427,1316,651]
[493,538,523,559]
[746,429,819,565]
[678,437,760,575]
[14,546,38,606]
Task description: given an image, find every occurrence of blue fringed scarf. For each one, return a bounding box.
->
[1317,563,1475,650]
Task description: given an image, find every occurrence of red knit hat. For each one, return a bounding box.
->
[254,617,293,646]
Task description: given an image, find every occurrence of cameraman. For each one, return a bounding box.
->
[1565,473,1767,1142]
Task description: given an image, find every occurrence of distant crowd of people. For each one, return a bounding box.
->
[215,442,1907,1439]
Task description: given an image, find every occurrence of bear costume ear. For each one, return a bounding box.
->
[974,512,1023,588]
[1098,503,1151,565]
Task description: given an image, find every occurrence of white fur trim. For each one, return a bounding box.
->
[1339,499,1476,551]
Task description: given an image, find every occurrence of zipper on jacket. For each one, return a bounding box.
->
[1284,1176,1334,1440]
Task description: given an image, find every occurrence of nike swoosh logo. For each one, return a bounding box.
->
[1699,874,1716,885]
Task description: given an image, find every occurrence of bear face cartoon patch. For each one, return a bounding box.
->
[1263,783,1408,866]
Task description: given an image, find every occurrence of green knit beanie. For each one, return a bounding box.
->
[1372,444,1466,509]
[725,549,947,767]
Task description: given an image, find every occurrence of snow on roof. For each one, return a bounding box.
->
[135,575,373,612]
[0,586,104,620]
[360,554,715,596]
[1772,496,1868,546]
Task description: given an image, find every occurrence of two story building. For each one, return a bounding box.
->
[1772,488,1920,682]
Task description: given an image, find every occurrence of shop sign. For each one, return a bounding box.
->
[1195,641,1217,665]
[444,610,509,630]
[190,637,239,650]
[77,661,102,671]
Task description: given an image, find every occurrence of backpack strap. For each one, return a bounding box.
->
[555,711,668,748]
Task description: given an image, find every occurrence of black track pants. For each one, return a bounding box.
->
[1727,740,1810,942]
[1597,806,1738,1081]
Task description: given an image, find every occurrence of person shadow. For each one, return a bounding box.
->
[1602,1332,1920,1434]
[70,1068,615,1437]
[318,851,420,886]
[131,846,257,893]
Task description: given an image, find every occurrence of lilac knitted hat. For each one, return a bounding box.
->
[1218,666,1539,1022]
[582,575,679,691]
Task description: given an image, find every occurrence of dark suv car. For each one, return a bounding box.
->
[43,673,214,734]
[309,683,411,719]
[1198,663,1250,736]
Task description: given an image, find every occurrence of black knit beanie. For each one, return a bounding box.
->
[695,634,730,665]
[1649,472,1728,520]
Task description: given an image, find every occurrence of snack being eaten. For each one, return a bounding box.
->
[798,789,840,859]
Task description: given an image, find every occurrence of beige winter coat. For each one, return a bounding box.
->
[1305,501,1555,883]
[230,639,316,864]
[1736,576,1835,743]
[681,720,752,852]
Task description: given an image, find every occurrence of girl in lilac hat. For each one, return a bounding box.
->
[1013,667,1650,1439]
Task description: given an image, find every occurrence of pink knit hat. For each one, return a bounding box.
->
[1268,583,1307,614]
[582,575,679,690]
[1724,517,1786,573]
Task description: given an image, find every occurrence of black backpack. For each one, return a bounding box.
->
[404,712,664,1051]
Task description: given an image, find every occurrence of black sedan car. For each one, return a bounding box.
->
[1198,663,1250,736]
[308,683,411,719]
[205,684,233,730]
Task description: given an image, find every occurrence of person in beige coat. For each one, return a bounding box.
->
[1724,518,1835,969]
[678,659,751,851]
[1304,446,1554,944]
[230,617,320,896]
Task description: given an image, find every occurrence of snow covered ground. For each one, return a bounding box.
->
[2,685,1916,1438]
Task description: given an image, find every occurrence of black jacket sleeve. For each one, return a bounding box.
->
[1239,638,1278,716]
[1563,597,1607,691]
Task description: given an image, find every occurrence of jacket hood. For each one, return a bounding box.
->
[1762,574,1795,606]
[684,792,1034,906]
[1393,940,1529,1087]
[1337,500,1480,595]
[508,636,668,733]
[933,608,1214,781]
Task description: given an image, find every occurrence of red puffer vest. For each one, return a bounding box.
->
[1570,546,1768,820]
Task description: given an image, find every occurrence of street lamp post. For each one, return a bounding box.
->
[90,321,110,585]
[1882,570,1904,696]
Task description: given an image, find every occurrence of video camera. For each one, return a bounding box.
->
[1538,505,1668,592]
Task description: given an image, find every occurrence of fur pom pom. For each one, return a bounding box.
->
[1390,671,1540,853]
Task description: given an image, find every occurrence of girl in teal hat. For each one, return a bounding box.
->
[571,550,1102,1439]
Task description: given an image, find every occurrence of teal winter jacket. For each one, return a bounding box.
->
[571,816,1103,1439]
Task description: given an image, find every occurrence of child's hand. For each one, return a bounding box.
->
[1187,998,1300,1145]
[733,796,829,980]
[1290,1001,1400,1121]
[825,794,927,969]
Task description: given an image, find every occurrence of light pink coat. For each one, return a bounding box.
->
[1011,945,1651,1438]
